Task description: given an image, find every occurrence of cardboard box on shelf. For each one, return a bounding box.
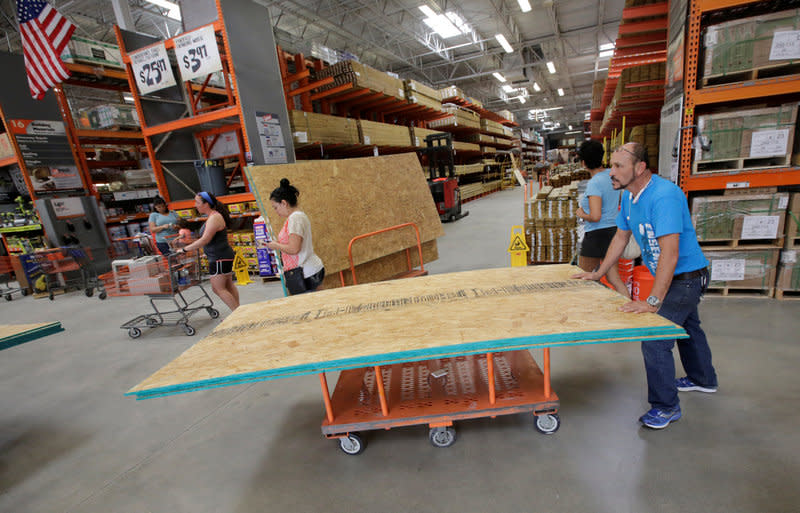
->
[60,35,123,69]
[776,250,800,292]
[706,249,779,290]
[691,193,789,241]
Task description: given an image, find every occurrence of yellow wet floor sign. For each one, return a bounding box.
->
[508,225,529,267]
[233,249,253,285]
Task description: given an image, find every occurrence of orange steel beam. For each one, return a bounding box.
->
[294,53,312,112]
[310,83,355,102]
[76,129,144,141]
[287,77,333,97]
[616,32,667,48]
[612,43,666,58]
[0,106,38,201]
[374,366,389,416]
[65,62,128,80]
[695,75,800,105]
[323,86,370,104]
[679,0,702,191]
[168,191,254,210]
[622,2,668,19]
[142,106,240,136]
[698,0,759,11]
[319,373,335,423]
[683,169,800,192]
[610,51,667,68]
[618,19,668,35]
[487,352,496,405]
[284,69,310,85]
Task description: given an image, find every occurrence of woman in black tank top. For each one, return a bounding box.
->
[176,191,239,312]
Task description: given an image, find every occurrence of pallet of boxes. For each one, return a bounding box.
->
[525,185,579,264]
[776,193,800,300]
[692,190,790,297]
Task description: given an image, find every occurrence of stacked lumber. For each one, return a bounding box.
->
[409,126,447,147]
[438,85,465,100]
[628,123,659,170]
[428,104,480,130]
[452,141,480,152]
[358,119,412,147]
[525,184,579,263]
[289,110,360,145]
[315,60,406,101]
[454,163,484,176]
[126,265,688,400]
[481,118,505,135]
[405,79,443,112]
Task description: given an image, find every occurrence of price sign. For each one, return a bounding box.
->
[711,259,745,282]
[741,215,780,240]
[750,129,789,158]
[770,31,800,60]
[130,42,177,95]
[174,25,223,82]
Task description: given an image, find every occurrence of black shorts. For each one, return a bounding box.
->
[581,226,617,258]
[208,259,233,276]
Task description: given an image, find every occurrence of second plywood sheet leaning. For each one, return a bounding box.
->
[128,265,687,399]
[245,153,444,286]
[0,322,64,351]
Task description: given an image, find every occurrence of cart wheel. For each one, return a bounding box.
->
[21,288,29,296]
[128,327,142,339]
[48,292,54,300]
[4,294,11,301]
[99,291,107,300]
[429,426,457,448]
[207,308,220,319]
[338,433,365,455]
[182,324,196,336]
[85,288,94,297]
[534,413,560,435]
[146,318,159,327]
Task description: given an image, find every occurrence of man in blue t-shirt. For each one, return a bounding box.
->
[574,142,718,430]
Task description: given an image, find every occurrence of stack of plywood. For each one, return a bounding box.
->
[409,126,447,147]
[245,154,444,289]
[525,185,579,263]
[462,133,494,144]
[497,109,515,123]
[454,163,484,176]
[628,123,660,170]
[481,118,505,135]
[591,79,605,111]
[288,110,360,145]
[703,10,800,83]
[316,60,406,101]
[452,141,480,152]
[428,104,480,130]
[358,119,412,147]
[405,80,443,112]
[438,85,465,100]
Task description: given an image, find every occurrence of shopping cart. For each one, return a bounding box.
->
[0,254,27,301]
[29,247,104,300]
[101,237,217,339]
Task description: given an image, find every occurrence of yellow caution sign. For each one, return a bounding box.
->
[233,249,253,285]
[507,225,530,267]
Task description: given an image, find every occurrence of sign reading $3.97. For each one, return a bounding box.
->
[173,25,224,82]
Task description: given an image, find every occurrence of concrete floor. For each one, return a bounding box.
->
[1,187,799,513]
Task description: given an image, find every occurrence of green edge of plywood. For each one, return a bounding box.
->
[0,322,64,352]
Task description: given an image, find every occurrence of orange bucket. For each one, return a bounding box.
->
[599,258,635,291]
[631,265,655,301]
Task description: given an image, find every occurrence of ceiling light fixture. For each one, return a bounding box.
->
[493,72,507,82]
[532,82,541,92]
[546,61,556,74]
[599,50,614,58]
[502,84,515,93]
[519,96,526,104]
[557,88,565,96]
[517,0,532,12]
[419,5,437,17]
[599,42,615,51]
[145,0,181,20]
[495,34,514,53]
[422,14,461,38]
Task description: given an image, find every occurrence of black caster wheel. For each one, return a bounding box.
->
[4,294,11,301]
[21,288,29,296]
[85,288,94,297]
[534,413,560,435]
[429,426,457,448]
[99,291,107,300]
[146,318,159,327]
[48,292,54,300]
[182,324,196,336]
[207,308,220,319]
[338,433,365,455]
[128,327,142,339]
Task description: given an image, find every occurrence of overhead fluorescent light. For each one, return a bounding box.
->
[519,96,526,104]
[585,112,591,119]
[495,34,514,53]
[532,82,541,92]
[568,125,573,130]
[518,0,532,12]
[123,93,134,103]
[423,14,461,38]
[599,42,615,51]
[446,12,471,35]
[145,0,181,20]
[493,72,507,82]
[546,61,556,74]
[557,88,565,96]
[599,50,614,58]
[565,130,582,134]
[502,84,515,93]
[418,5,437,17]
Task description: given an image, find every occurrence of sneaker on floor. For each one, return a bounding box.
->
[639,407,681,429]
[676,376,717,393]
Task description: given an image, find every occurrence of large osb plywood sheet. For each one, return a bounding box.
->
[0,322,63,351]
[322,239,438,289]
[245,154,444,274]
[129,265,686,399]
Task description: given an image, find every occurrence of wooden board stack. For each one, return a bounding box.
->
[126,265,687,400]
[405,79,443,112]
[315,60,406,101]
[358,119,412,147]
[409,126,447,147]
[288,110,360,146]
[428,104,480,130]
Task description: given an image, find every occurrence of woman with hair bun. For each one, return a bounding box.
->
[266,178,325,294]
[176,191,239,311]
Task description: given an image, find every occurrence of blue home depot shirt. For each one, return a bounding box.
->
[616,175,708,276]
[579,169,619,231]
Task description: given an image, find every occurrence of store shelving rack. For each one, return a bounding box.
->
[679,0,800,192]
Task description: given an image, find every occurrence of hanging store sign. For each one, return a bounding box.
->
[51,197,86,219]
[255,112,288,164]
[8,120,83,192]
[130,42,177,95]
[174,25,224,82]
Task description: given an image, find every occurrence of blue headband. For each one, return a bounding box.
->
[199,191,214,206]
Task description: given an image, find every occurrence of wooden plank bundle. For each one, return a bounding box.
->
[481,119,505,135]
[409,126,447,147]
[428,104,480,130]
[0,322,63,351]
[405,80,443,112]
[288,110,360,145]
[244,154,444,283]
[358,119,412,147]
[126,265,687,400]
[315,60,406,101]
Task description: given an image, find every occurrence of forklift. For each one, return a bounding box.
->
[421,133,468,222]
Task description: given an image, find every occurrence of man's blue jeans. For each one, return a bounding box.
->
[641,269,717,410]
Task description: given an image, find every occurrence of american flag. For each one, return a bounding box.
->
[16,0,76,100]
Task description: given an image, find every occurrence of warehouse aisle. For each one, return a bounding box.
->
[1,187,799,513]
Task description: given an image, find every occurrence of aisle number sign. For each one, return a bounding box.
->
[130,42,177,95]
[174,25,223,82]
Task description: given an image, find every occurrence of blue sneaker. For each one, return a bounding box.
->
[676,377,717,393]
[639,407,681,429]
